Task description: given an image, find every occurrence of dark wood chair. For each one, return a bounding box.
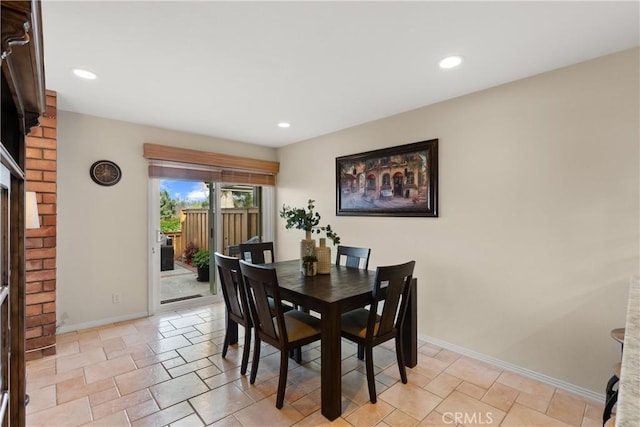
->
[239,260,322,409]
[603,362,621,425]
[239,242,275,264]
[335,245,371,359]
[336,245,371,270]
[340,260,416,403]
[603,328,625,425]
[214,252,252,375]
[239,241,298,340]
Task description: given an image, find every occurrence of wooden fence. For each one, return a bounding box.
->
[164,208,259,258]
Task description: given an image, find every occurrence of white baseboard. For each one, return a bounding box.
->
[420,334,605,403]
[57,311,149,334]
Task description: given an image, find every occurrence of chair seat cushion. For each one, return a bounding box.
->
[279,310,321,342]
[341,308,380,338]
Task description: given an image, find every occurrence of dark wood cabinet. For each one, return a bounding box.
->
[1,0,46,425]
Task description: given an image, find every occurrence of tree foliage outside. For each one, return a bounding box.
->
[160,188,211,232]
[160,217,181,232]
[160,185,254,233]
[175,198,208,210]
[160,190,177,220]
[233,191,253,208]
[160,190,180,232]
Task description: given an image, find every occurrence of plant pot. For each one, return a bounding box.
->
[303,261,317,277]
[300,230,316,272]
[196,266,209,282]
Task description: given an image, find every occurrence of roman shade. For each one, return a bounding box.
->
[143,143,278,186]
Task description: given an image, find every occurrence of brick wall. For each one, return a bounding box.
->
[25,90,57,360]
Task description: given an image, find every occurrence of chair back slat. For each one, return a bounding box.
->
[370,261,415,339]
[239,261,286,345]
[336,245,371,270]
[215,252,249,325]
[239,242,275,264]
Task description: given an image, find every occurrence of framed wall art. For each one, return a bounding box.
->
[336,139,438,217]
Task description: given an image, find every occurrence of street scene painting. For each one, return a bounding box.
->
[336,139,438,217]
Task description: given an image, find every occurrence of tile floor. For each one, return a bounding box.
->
[26,297,604,426]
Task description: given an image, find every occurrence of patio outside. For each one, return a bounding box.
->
[159,183,260,304]
[160,260,211,304]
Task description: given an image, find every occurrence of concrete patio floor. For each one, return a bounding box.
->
[160,261,213,304]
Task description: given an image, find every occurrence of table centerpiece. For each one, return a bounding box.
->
[279,199,340,273]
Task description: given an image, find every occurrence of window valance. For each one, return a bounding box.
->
[143,143,278,186]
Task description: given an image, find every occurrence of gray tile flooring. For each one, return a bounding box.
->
[25,301,606,426]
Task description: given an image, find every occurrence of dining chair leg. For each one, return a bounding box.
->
[365,346,377,403]
[357,344,364,360]
[276,350,290,409]
[603,374,619,425]
[603,391,618,425]
[605,374,618,401]
[395,334,408,383]
[250,335,261,384]
[222,329,231,358]
[240,326,251,375]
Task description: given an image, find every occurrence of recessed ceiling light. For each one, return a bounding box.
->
[439,56,463,69]
[72,68,97,80]
[278,122,291,128]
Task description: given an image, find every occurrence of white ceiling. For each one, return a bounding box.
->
[41,1,639,148]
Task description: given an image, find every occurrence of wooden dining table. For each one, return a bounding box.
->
[226,259,417,421]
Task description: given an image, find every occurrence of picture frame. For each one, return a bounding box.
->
[336,139,438,217]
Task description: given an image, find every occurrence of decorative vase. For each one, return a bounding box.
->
[316,238,331,274]
[300,230,316,272]
[303,261,318,277]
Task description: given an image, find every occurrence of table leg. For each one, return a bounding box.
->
[321,303,341,420]
[401,278,417,367]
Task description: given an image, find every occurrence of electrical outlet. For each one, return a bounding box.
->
[112,293,122,304]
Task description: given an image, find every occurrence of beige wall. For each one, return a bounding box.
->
[275,48,639,393]
[57,113,277,330]
[56,48,638,394]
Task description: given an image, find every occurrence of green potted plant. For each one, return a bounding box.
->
[280,199,340,273]
[279,199,340,244]
[302,254,318,277]
[192,249,210,282]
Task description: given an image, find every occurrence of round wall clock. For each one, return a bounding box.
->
[90,160,122,186]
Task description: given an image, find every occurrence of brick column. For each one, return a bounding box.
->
[25,90,57,360]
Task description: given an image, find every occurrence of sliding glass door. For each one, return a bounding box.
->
[163,179,214,303]
[149,178,271,313]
